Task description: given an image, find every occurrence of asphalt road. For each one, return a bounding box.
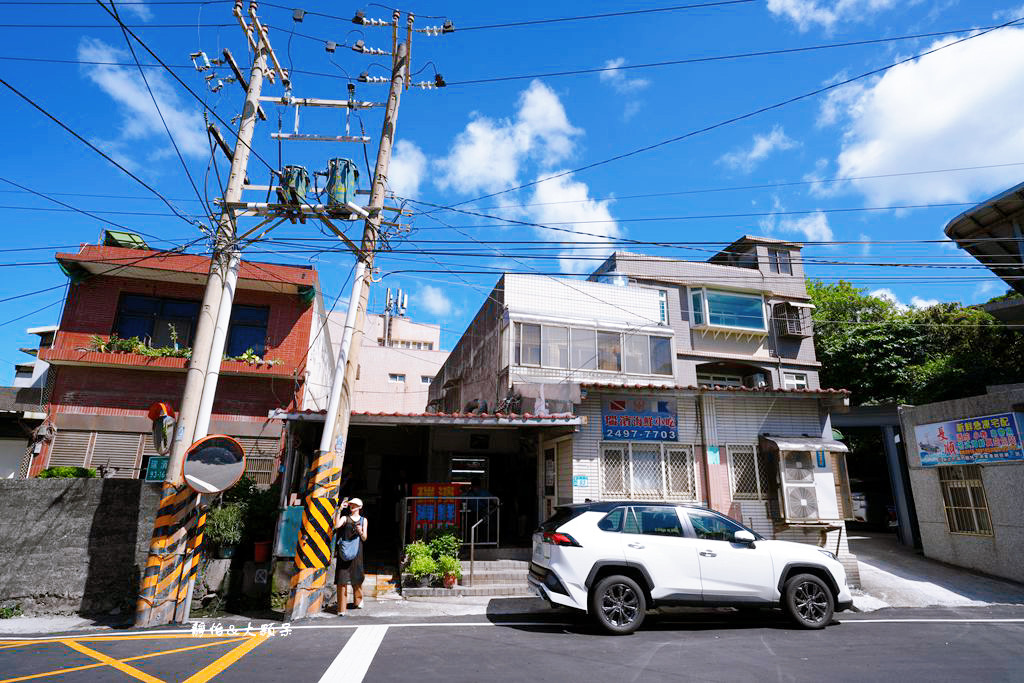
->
[3,606,1024,682]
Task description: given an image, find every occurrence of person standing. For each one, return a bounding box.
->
[334,497,368,616]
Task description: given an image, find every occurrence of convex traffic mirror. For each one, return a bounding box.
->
[182,435,246,494]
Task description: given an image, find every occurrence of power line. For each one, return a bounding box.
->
[447,22,1019,85]
[428,16,1024,211]
[455,0,755,31]
[0,76,206,229]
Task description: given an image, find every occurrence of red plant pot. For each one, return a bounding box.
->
[443,574,457,589]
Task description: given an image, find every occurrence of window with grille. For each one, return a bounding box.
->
[938,465,992,535]
[773,303,811,337]
[600,442,698,501]
[728,444,772,500]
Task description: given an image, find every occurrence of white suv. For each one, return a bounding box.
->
[530,501,853,634]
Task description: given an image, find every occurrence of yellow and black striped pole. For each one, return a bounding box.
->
[136,482,199,625]
[284,454,340,618]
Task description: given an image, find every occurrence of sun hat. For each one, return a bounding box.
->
[348,497,363,508]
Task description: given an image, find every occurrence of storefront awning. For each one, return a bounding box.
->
[759,435,849,453]
[269,408,583,428]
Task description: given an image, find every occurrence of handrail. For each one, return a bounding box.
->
[468,504,500,588]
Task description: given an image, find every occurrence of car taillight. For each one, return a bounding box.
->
[543,531,581,547]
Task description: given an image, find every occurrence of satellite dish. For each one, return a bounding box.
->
[182,435,246,494]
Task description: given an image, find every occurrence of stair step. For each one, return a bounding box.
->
[458,570,528,582]
[403,584,532,598]
[460,560,529,571]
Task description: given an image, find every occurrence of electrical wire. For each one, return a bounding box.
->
[0,76,206,229]
[455,0,754,31]
[428,15,1024,211]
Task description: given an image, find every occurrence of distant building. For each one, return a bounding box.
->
[325,310,448,414]
[24,238,330,483]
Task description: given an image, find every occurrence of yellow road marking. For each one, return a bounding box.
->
[0,638,247,683]
[60,639,166,683]
[181,635,268,683]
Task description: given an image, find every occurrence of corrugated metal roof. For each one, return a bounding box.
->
[580,382,850,395]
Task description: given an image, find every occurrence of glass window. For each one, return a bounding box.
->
[115,295,201,346]
[570,328,597,370]
[690,289,704,325]
[632,506,684,537]
[784,372,808,390]
[597,331,621,371]
[516,323,541,366]
[421,375,432,384]
[685,509,746,543]
[650,337,672,376]
[597,507,625,532]
[705,290,765,330]
[939,465,992,535]
[388,373,406,382]
[769,248,792,275]
[152,317,192,348]
[697,374,743,388]
[542,325,569,368]
[623,333,649,374]
[226,305,269,357]
[623,507,642,534]
[658,290,668,324]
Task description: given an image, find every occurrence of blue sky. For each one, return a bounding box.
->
[3,0,1024,381]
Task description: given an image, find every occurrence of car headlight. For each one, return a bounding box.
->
[818,549,837,561]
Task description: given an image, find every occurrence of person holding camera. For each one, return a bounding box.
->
[334,497,368,616]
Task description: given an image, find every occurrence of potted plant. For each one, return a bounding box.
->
[205,502,244,559]
[436,555,462,589]
[402,541,437,587]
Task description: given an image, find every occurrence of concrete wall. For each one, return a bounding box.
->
[0,479,160,616]
[899,388,1024,583]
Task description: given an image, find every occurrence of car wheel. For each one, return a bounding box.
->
[783,573,834,629]
[590,574,646,635]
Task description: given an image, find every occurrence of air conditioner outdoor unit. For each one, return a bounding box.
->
[778,451,830,522]
[743,373,768,389]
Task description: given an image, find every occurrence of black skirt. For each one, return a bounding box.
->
[334,518,365,587]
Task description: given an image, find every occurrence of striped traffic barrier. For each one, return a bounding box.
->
[284,453,341,620]
[136,482,198,626]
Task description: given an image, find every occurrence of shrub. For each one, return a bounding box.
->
[428,533,460,560]
[403,540,431,566]
[405,554,437,580]
[0,604,23,619]
[205,503,245,547]
[38,466,96,479]
[436,555,462,579]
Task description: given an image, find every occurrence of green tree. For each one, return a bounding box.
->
[807,280,1024,406]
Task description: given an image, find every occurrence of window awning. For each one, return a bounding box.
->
[782,301,816,309]
[759,435,849,453]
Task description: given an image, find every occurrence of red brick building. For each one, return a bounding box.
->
[30,242,327,483]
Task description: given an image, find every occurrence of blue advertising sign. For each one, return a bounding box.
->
[914,412,1024,467]
[602,396,677,441]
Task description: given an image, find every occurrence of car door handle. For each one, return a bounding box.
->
[627,543,645,549]
[699,550,717,557]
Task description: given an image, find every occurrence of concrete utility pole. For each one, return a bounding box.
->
[284,23,408,621]
[136,1,276,628]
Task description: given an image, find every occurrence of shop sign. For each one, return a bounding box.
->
[914,412,1024,467]
[601,396,677,441]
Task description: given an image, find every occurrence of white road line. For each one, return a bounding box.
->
[839,618,1024,624]
[318,625,389,683]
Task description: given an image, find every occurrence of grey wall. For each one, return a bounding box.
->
[0,479,160,616]
[899,388,1024,583]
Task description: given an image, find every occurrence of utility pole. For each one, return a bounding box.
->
[284,15,409,621]
[135,0,282,628]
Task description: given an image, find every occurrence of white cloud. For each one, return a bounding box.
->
[782,211,832,242]
[870,288,909,311]
[77,38,206,161]
[525,172,621,273]
[719,126,797,173]
[120,1,153,21]
[974,281,999,299]
[858,232,871,256]
[599,58,650,93]
[994,4,1024,21]
[910,296,940,308]
[827,27,1024,206]
[433,80,580,195]
[388,140,427,198]
[419,285,453,316]
[817,79,864,128]
[767,0,900,32]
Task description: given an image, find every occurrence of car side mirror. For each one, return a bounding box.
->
[733,530,756,545]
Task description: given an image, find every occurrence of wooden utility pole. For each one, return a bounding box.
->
[135,0,281,628]
[284,16,409,622]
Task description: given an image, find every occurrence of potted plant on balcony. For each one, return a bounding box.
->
[436,555,462,589]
